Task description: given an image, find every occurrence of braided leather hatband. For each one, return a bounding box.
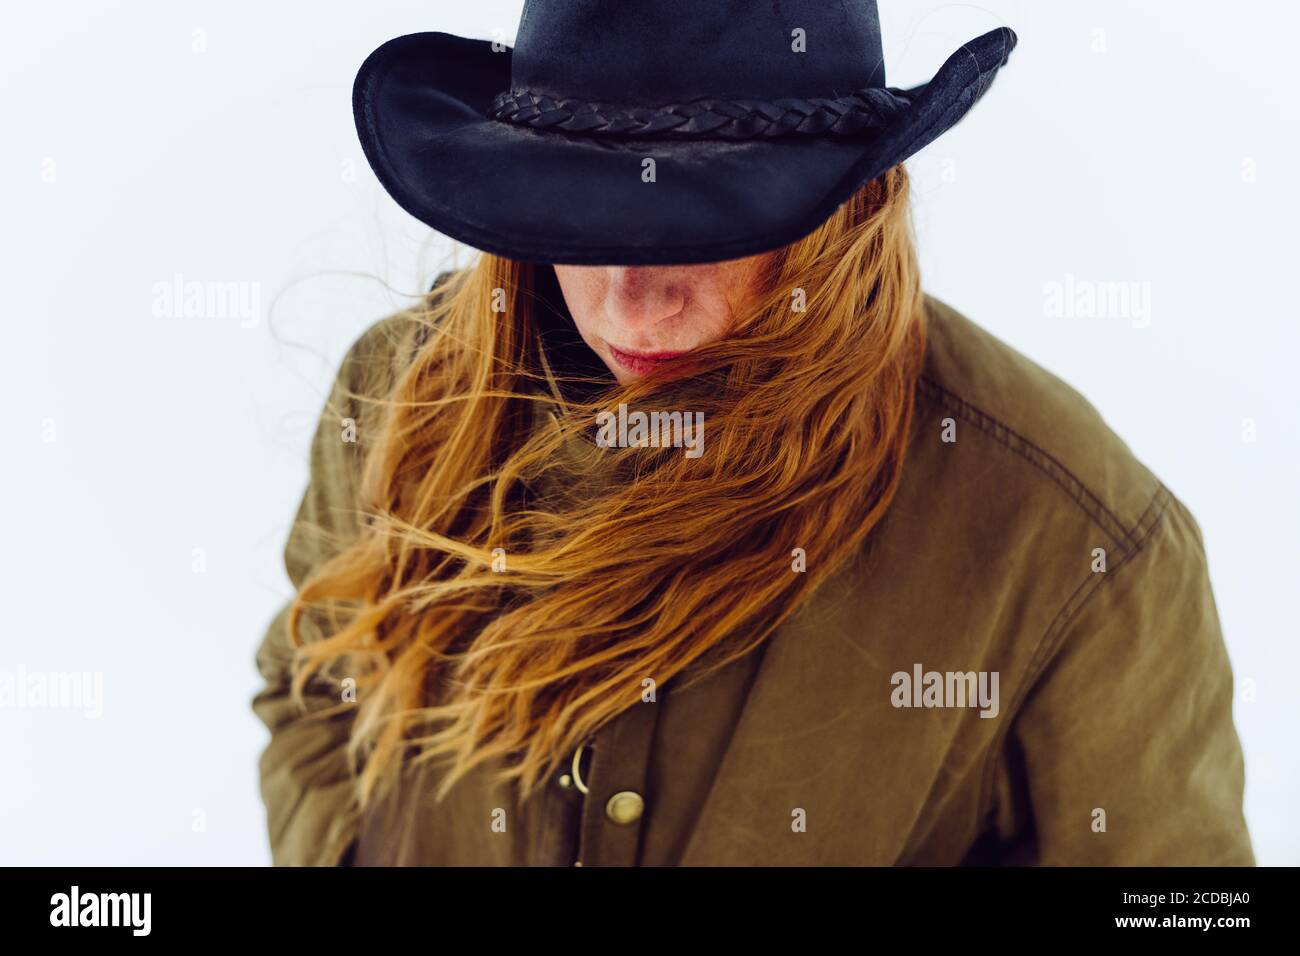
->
[486,86,914,140]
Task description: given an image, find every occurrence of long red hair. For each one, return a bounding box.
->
[288,166,926,808]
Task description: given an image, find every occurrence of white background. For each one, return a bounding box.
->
[2,1,1296,865]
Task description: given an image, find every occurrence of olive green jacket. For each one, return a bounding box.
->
[252,293,1253,866]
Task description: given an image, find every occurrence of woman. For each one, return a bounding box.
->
[253,1,1253,866]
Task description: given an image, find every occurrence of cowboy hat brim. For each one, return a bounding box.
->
[353,28,1016,266]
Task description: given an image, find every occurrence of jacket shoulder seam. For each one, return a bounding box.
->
[975,479,1174,832]
[916,375,1145,556]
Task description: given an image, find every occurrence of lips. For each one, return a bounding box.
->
[607,344,688,376]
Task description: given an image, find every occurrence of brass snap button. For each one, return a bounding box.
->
[569,739,594,795]
[604,790,645,825]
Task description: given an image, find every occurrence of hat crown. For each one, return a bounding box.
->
[510,0,887,105]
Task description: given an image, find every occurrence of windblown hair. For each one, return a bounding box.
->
[288,166,927,809]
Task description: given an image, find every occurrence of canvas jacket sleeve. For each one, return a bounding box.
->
[251,320,404,867]
[1001,491,1254,865]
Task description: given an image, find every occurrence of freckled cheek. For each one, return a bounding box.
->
[572,308,613,357]
[698,297,736,345]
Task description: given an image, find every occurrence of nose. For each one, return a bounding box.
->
[602,267,685,328]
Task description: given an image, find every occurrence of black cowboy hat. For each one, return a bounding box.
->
[353,1,1017,266]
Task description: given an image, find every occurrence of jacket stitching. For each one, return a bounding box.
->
[974,480,1173,837]
[915,376,1145,557]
